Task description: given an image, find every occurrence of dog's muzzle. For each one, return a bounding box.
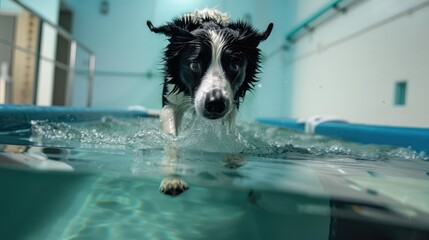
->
[202,89,230,119]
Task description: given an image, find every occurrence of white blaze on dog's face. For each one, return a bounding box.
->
[195,31,244,120]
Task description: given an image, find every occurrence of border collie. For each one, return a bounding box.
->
[147,9,273,196]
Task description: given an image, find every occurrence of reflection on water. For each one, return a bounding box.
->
[0,116,429,239]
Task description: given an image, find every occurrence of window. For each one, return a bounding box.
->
[394,81,407,106]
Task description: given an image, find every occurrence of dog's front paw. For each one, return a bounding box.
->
[223,154,246,169]
[160,177,189,196]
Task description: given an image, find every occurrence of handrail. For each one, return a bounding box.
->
[75,70,162,79]
[0,37,69,71]
[285,0,360,43]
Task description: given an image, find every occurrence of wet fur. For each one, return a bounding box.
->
[147,9,273,196]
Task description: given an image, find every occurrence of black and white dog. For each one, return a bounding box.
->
[147,9,273,196]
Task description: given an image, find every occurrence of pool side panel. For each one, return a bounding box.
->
[0,105,148,131]
[257,118,429,152]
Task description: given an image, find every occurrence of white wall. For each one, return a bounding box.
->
[286,0,429,127]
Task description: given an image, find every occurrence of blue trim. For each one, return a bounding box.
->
[0,105,148,132]
[286,0,344,42]
[257,118,429,152]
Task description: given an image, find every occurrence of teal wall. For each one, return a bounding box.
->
[0,0,59,23]
[64,0,302,120]
[22,0,59,23]
[241,0,298,120]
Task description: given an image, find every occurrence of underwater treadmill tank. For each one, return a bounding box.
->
[0,105,429,240]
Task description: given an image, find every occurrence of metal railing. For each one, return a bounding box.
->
[285,0,362,46]
[0,0,95,107]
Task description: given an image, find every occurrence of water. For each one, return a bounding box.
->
[0,116,429,239]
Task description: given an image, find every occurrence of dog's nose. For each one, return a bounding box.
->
[204,89,229,119]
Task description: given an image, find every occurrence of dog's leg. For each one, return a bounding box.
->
[160,105,177,136]
[219,110,247,169]
[159,105,189,196]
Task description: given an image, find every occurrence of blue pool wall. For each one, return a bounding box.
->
[0,105,148,132]
[257,118,429,153]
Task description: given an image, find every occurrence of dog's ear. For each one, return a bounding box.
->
[147,20,194,38]
[146,20,169,35]
[258,23,274,42]
[229,22,274,47]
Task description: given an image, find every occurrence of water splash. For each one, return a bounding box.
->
[30,117,428,161]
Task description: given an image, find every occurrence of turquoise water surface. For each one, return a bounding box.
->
[1,116,429,239]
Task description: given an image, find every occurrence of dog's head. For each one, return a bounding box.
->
[148,9,273,120]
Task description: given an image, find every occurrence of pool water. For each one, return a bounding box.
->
[1,116,429,239]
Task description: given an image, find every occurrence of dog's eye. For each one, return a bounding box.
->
[229,62,240,73]
[189,61,201,72]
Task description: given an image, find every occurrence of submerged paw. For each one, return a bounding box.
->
[160,177,189,196]
[223,154,246,169]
